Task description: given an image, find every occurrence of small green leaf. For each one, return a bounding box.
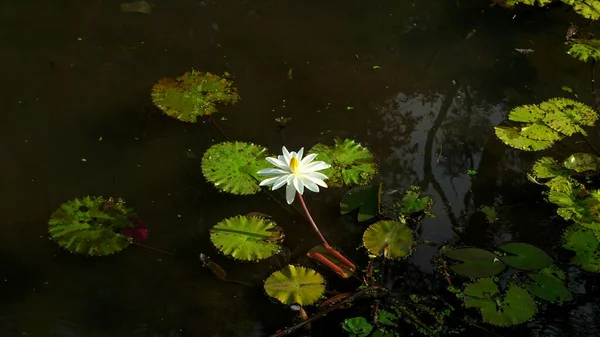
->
[263,265,326,305]
[444,248,506,278]
[567,39,600,62]
[210,215,282,261]
[201,141,271,195]
[525,273,572,303]
[362,220,414,259]
[531,157,569,180]
[309,139,376,187]
[48,196,140,256]
[481,206,497,223]
[340,184,381,222]
[499,243,553,271]
[396,188,433,215]
[151,70,239,123]
[341,317,373,337]
[376,309,397,326]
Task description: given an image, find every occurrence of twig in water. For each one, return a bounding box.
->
[208,114,230,141]
[134,242,176,256]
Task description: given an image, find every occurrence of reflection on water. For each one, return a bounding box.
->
[1,0,599,335]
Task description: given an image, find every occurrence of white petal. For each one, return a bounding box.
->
[303,161,331,172]
[293,176,304,195]
[259,176,280,186]
[297,147,304,161]
[266,157,290,170]
[282,146,292,163]
[305,175,328,188]
[299,153,318,166]
[286,183,296,204]
[302,178,320,192]
[257,168,288,176]
[272,175,290,190]
[305,171,328,181]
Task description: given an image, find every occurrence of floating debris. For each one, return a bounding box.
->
[515,48,535,54]
[121,1,152,15]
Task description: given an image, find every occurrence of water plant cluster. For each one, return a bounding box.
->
[46,5,600,333]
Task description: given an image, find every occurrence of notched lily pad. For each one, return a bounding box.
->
[48,196,143,256]
[340,184,381,222]
[499,242,553,271]
[444,248,506,278]
[210,215,283,261]
[463,278,537,327]
[525,273,572,303]
[308,138,376,187]
[201,141,271,195]
[263,265,326,305]
[362,220,414,259]
[151,70,239,123]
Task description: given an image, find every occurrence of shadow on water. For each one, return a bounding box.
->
[2,0,600,335]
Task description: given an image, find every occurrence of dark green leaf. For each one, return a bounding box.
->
[340,184,381,222]
[444,248,506,278]
[342,317,373,337]
[499,243,553,271]
[525,273,572,303]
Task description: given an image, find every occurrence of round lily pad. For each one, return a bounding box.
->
[201,141,271,195]
[210,215,283,261]
[563,153,600,174]
[151,70,239,123]
[463,278,537,327]
[499,243,553,271]
[263,265,326,305]
[308,139,376,187]
[525,273,572,303]
[362,220,414,259]
[444,248,506,278]
[562,225,600,273]
[48,196,143,256]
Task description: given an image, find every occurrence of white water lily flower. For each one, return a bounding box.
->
[257,146,331,204]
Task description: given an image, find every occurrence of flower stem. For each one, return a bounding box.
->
[208,114,230,141]
[296,192,355,270]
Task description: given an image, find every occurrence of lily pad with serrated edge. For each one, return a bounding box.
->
[362,220,414,259]
[562,225,600,273]
[530,157,569,180]
[444,248,506,278]
[151,70,239,123]
[48,196,142,256]
[263,265,326,305]
[463,278,537,327]
[525,273,572,303]
[499,243,553,271]
[340,184,381,222]
[201,141,271,195]
[210,215,282,261]
[308,139,376,187]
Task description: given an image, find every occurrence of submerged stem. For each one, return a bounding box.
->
[208,114,230,141]
[134,243,177,256]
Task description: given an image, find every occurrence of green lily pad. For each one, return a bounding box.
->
[342,317,373,337]
[568,39,600,62]
[562,1,600,21]
[210,215,282,261]
[562,225,600,273]
[530,157,569,180]
[396,188,433,215]
[201,141,271,195]
[463,279,537,327]
[308,139,376,187]
[563,152,600,173]
[499,243,553,271]
[48,196,139,256]
[494,126,556,152]
[151,70,239,123]
[340,184,381,222]
[362,220,414,260]
[444,248,506,278]
[525,273,572,303]
[263,265,326,305]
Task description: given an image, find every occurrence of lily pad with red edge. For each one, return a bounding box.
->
[48,196,139,256]
[307,245,355,278]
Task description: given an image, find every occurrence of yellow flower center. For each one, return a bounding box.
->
[290,156,300,173]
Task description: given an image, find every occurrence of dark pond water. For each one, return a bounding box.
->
[2,0,600,336]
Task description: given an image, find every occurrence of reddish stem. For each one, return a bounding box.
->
[134,242,177,256]
[208,114,230,141]
[296,192,355,270]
